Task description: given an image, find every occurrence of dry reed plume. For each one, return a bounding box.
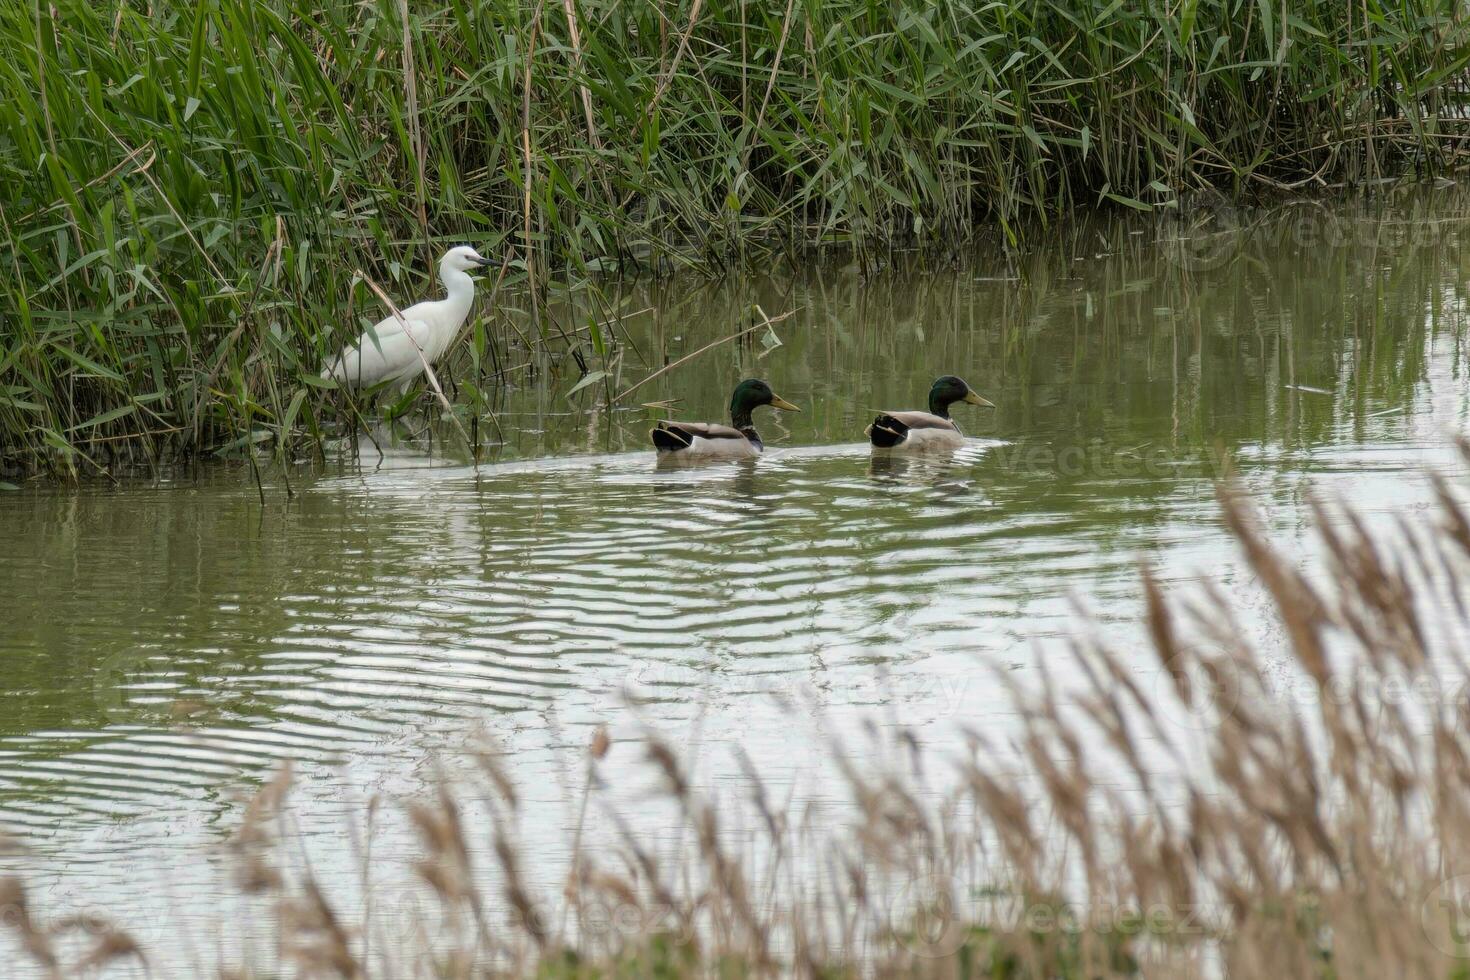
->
[9,453,1470,977]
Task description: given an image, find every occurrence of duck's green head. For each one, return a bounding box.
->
[928,375,995,417]
[729,378,800,427]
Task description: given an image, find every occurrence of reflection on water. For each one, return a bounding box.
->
[866,443,992,493]
[2,192,1470,965]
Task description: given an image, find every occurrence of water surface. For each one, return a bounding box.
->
[2,194,1469,969]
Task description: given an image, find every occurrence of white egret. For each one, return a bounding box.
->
[322,245,496,392]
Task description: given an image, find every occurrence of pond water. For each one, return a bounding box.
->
[2,193,1470,971]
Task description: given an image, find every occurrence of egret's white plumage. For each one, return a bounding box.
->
[322,245,493,391]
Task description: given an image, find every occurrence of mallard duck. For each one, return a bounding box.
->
[651,379,800,457]
[866,376,995,450]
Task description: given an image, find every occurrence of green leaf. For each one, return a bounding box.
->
[866,77,925,106]
[108,74,146,97]
[587,313,606,358]
[1104,191,1153,212]
[282,387,307,432]
[565,370,606,399]
[66,403,135,433]
[53,344,125,382]
[187,0,209,96]
[1179,0,1199,46]
[1255,0,1275,56]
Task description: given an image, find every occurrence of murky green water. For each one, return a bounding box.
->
[2,194,1469,967]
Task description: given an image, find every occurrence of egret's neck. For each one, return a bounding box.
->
[440,264,477,319]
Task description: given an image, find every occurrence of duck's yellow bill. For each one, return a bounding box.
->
[964,391,996,408]
[770,395,801,412]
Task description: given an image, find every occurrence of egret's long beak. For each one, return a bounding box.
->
[770,394,801,412]
[474,257,496,268]
[964,390,996,408]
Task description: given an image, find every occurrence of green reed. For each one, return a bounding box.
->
[3,0,1470,476]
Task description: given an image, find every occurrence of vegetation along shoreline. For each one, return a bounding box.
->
[7,0,1470,477]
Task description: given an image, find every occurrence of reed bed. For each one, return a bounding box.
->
[5,0,1470,476]
[7,454,1470,976]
